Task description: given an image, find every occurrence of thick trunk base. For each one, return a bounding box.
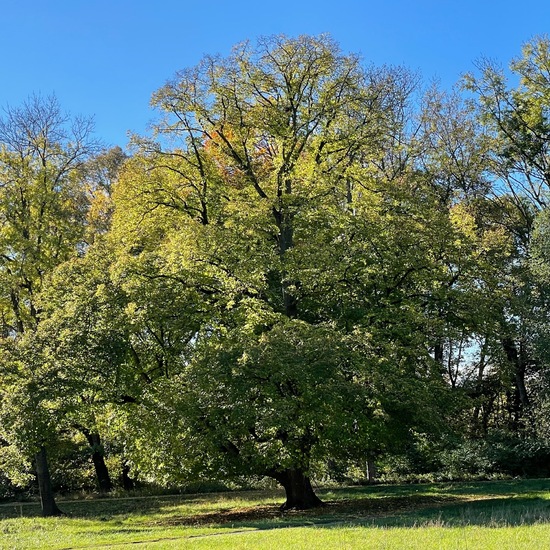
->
[272,469,324,510]
[35,446,63,517]
[87,433,113,492]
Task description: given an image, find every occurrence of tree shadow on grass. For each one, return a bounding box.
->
[3,486,550,532]
[322,478,550,500]
[149,494,466,528]
[151,494,550,532]
[379,495,550,528]
[0,492,254,521]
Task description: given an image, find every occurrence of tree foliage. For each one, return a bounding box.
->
[0,95,98,514]
[4,35,550,510]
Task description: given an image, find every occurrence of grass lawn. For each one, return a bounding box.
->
[2,479,550,548]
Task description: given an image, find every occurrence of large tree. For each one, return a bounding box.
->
[105,35,475,508]
[463,36,550,437]
[0,95,97,515]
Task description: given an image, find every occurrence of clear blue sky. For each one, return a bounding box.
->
[1,0,548,147]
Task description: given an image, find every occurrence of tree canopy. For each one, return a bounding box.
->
[3,34,550,512]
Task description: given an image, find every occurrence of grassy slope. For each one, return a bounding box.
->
[2,479,550,548]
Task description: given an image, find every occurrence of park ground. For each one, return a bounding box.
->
[2,479,550,548]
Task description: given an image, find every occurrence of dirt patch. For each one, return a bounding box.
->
[150,494,464,527]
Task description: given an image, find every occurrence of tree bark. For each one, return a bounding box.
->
[366,457,378,484]
[121,461,135,491]
[271,468,324,510]
[502,337,530,429]
[35,445,62,517]
[82,431,113,492]
[434,341,444,367]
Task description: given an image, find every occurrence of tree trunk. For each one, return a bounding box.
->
[366,457,378,484]
[35,446,62,517]
[85,432,113,492]
[434,341,444,367]
[271,469,323,510]
[472,340,488,429]
[121,461,135,491]
[502,337,530,430]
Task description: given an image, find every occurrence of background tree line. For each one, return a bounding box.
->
[2,34,550,514]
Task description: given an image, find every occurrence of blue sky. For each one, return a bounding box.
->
[1,0,549,147]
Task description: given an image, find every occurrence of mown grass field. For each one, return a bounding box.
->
[2,479,550,548]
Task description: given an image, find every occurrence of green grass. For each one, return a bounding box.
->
[3,479,550,548]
